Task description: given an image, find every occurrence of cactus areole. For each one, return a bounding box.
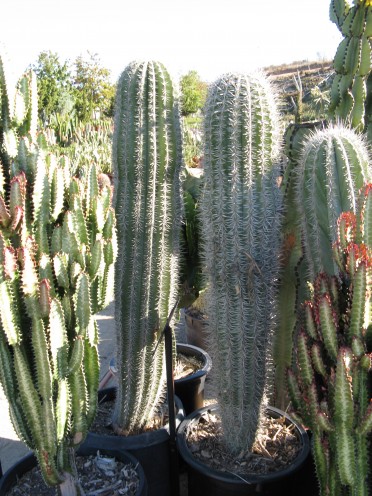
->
[200,72,282,455]
[112,61,183,434]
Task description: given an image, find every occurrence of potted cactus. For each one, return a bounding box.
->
[288,184,372,496]
[85,60,184,496]
[177,72,310,495]
[0,54,117,495]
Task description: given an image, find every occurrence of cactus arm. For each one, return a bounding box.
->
[329,0,372,131]
[318,295,339,361]
[0,278,21,345]
[83,339,99,427]
[74,272,91,336]
[68,368,88,446]
[56,379,71,443]
[49,298,69,379]
[13,346,45,448]
[349,261,367,340]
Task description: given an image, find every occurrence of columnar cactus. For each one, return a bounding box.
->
[0,54,116,495]
[200,72,282,454]
[288,184,372,496]
[329,0,372,131]
[296,124,371,281]
[112,61,183,434]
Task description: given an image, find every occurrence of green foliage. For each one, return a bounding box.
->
[182,115,203,168]
[180,70,207,116]
[179,166,204,308]
[73,52,115,123]
[112,61,183,434]
[200,72,282,454]
[31,51,75,126]
[0,50,117,493]
[288,185,372,496]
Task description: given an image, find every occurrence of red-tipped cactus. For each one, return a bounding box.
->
[288,184,372,496]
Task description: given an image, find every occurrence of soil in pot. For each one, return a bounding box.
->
[1,449,145,496]
[177,404,311,496]
[174,352,204,380]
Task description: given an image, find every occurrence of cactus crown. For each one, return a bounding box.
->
[200,72,282,455]
[296,124,371,281]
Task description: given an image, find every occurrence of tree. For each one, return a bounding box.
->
[180,70,207,116]
[72,52,115,122]
[31,51,74,125]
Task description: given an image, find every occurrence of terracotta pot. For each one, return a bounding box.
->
[177,404,312,496]
[0,446,147,495]
[175,343,212,415]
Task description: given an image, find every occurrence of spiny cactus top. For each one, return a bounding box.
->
[112,61,183,434]
[295,124,371,281]
[200,72,282,454]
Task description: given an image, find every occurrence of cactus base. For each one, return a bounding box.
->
[177,404,312,496]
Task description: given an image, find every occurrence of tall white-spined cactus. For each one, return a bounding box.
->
[200,72,282,454]
[0,56,117,495]
[112,61,183,434]
[296,124,371,282]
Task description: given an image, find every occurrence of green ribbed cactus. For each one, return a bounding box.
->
[296,124,371,281]
[200,72,282,454]
[273,122,325,409]
[112,61,183,434]
[288,184,372,496]
[0,54,116,495]
[329,0,372,131]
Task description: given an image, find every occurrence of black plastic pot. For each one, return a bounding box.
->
[0,445,147,495]
[175,343,212,415]
[177,404,312,496]
[84,387,184,496]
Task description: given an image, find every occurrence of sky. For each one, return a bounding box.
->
[2,0,342,83]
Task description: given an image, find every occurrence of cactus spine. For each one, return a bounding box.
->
[0,50,116,494]
[200,72,282,454]
[112,61,183,434]
[288,184,372,496]
[329,0,372,131]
